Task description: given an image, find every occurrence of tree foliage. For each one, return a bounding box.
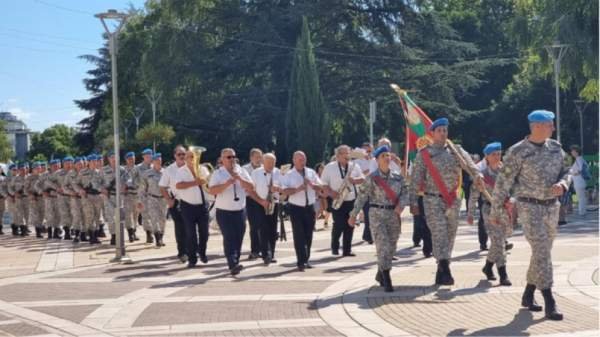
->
[0,120,14,162]
[28,124,77,161]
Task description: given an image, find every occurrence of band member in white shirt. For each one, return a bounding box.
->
[242,148,263,260]
[248,153,282,265]
[208,148,255,275]
[368,138,402,174]
[159,145,189,263]
[322,145,365,256]
[175,149,211,268]
[282,151,324,271]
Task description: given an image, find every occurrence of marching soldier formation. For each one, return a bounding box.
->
[0,109,574,321]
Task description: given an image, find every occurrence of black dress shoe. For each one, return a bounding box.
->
[413,243,421,248]
[248,253,258,261]
[424,252,432,258]
[270,258,277,263]
[305,262,313,269]
[187,262,197,269]
[332,250,339,255]
[480,245,488,251]
[231,264,244,275]
[343,252,356,257]
[297,265,305,272]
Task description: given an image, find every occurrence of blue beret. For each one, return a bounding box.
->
[74,157,83,163]
[50,159,60,165]
[9,164,16,170]
[18,162,28,168]
[141,148,153,155]
[430,118,449,131]
[107,151,115,157]
[125,152,135,159]
[32,162,41,168]
[528,110,555,123]
[152,153,162,160]
[483,142,502,156]
[63,156,74,162]
[373,145,391,158]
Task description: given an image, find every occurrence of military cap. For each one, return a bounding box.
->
[429,117,449,131]
[528,110,555,123]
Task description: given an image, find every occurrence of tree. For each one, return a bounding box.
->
[0,120,14,162]
[28,124,77,160]
[285,16,330,165]
[135,122,175,148]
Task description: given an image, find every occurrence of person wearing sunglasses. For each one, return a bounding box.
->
[208,148,255,275]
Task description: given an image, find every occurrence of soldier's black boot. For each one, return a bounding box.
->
[382,269,394,292]
[0,224,4,235]
[375,269,384,287]
[127,228,135,243]
[20,225,29,236]
[154,232,161,247]
[146,230,154,244]
[80,230,88,242]
[541,288,563,320]
[73,230,80,243]
[35,227,43,238]
[63,227,72,240]
[110,234,116,246]
[521,284,542,311]
[440,259,454,286]
[53,227,61,239]
[47,227,53,240]
[482,260,496,281]
[133,228,140,241]
[11,224,19,236]
[98,223,106,238]
[89,230,101,245]
[435,263,443,285]
[497,265,512,286]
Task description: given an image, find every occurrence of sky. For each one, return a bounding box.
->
[0,0,145,132]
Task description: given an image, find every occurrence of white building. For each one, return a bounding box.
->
[0,112,32,161]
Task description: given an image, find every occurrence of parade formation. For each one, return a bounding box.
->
[0,110,574,322]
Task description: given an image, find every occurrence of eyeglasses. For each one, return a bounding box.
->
[225,155,236,159]
[176,153,185,157]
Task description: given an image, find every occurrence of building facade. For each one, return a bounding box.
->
[0,111,32,161]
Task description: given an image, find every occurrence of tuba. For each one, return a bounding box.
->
[331,162,355,210]
[189,146,208,179]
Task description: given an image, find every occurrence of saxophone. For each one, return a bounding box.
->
[265,171,275,215]
[331,163,355,210]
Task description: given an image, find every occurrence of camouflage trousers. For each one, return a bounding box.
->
[14,196,29,227]
[44,196,61,229]
[481,203,507,267]
[103,195,117,234]
[6,197,14,223]
[58,195,71,228]
[423,195,460,261]
[123,193,138,230]
[140,199,153,232]
[369,208,401,271]
[82,194,103,231]
[517,200,559,290]
[0,198,5,223]
[69,197,84,231]
[146,196,167,233]
[28,196,44,227]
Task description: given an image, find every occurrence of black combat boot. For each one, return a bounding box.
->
[382,269,394,292]
[127,228,135,243]
[63,226,72,240]
[47,227,53,240]
[80,230,88,242]
[11,224,19,236]
[146,230,154,244]
[35,227,43,238]
[497,266,512,286]
[0,224,4,235]
[110,234,116,245]
[73,230,80,243]
[482,260,496,281]
[435,263,443,285]
[154,232,161,247]
[439,259,454,286]
[541,288,563,320]
[20,225,29,236]
[89,230,101,244]
[97,223,106,238]
[133,228,140,241]
[521,284,542,311]
[375,269,384,287]
[53,227,61,239]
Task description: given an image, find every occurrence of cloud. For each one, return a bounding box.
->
[7,107,33,121]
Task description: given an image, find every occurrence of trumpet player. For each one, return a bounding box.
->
[248,153,282,265]
[243,148,264,260]
[322,145,364,257]
[176,149,211,268]
[208,148,254,276]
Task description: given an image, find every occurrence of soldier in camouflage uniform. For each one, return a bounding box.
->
[0,167,8,235]
[65,157,85,243]
[26,162,45,238]
[5,165,18,235]
[57,157,74,240]
[123,152,141,242]
[9,163,29,236]
[137,148,154,244]
[73,155,103,244]
[41,159,62,239]
[349,145,409,292]
[140,153,167,247]
[101,152,124,245]
[467,142,511,286]
[410,118,481,286]
[490,110,571,321]
[95,155,107,238]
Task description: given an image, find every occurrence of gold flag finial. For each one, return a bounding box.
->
[389,83,407,96]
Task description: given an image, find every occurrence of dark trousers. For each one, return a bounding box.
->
[180,201,209,264]
[416,196,432,256]
[246,197,262,255]
[288,204,315,267]
[216,209,246,270]
[331,200,355,254]
[257,204,279,260]
[169,200,187,258]
[477,198,488,247]
[362,202,372,243]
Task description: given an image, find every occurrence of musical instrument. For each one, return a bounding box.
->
[331,163,355,210]
[265,171,275,215]
[189,146,208,179]
[227,165,241,201]
[350,148,367,160]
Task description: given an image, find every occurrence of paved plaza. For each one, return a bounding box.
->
[0,210,598,337]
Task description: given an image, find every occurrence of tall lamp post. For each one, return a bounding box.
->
[95,9,131,264]
[545,42,569,143]
[574,99,588,153]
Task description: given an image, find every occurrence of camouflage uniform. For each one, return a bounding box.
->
[351,169,409,271]
[0,176,7,233]
[122,165,140,230]
[73,167,103,233]
[40,169,61,230]
[139,168,166,234]
[56,168,72,233]
[136,162,153,232]
[8,174,28,231]
[64,169,84,233]
[100,164,121,236]
[491,138,571,291]
[26,172,44,231]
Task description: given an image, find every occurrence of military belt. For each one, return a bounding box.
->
[369,203,395,210]
[85,189,101,195]
[424,192,444,198]
[127,192,137,195]
[517,197,556,206]
[150,194,163,198]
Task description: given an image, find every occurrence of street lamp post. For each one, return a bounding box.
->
[95,9,131,264]
[545,42,569,143]
[145,87,162,152]
[574,99,588,153]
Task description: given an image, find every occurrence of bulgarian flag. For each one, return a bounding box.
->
[389,84,433,175]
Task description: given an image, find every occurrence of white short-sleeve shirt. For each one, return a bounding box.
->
[321,161,364,201]
[209,165,253,211]
[242,163,262,176]
[175,165,210,205]
[282,167,322,207]
[251,167,282,201]
[158,162,185,200]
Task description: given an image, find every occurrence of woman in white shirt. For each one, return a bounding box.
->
[569,145,587,216]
